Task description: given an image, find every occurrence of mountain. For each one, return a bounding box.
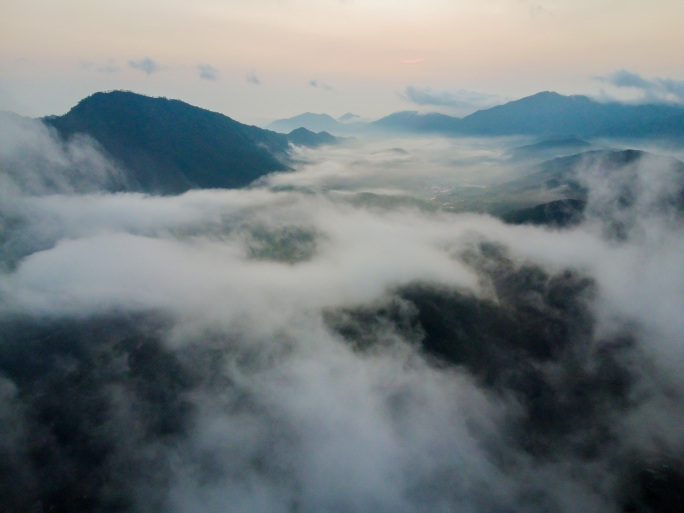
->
[45,91,292,194]
[436,147,684,224]
[496,149,648,204]
[286,127,339,148]
[30,89,684,197]
[268,92,684,139]
[370,111,461,133]
[497,149,684,228]
[267,112,344,134]
[457,91,684,137]
[369,92,684,139]
[501,149,667,193]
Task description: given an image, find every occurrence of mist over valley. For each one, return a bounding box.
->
[1,89,684,513]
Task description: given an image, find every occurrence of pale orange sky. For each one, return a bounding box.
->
[2,0,683,124]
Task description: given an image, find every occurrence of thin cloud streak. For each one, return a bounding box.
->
[309,79,334,92]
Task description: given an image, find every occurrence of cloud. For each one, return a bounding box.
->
[401,86,505,114]
[246,71,260,85]
[128,57,161,75]
[2,130,684,512]
[309,79,334,92]
[0,112,127,198]
[595,69,684,103]
[198,64,219,81]
[600,69,654,90]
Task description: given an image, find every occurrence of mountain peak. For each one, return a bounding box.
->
[529,90,562,97]
[286,127,339,147]
[267,112,343,134]
[45,90,290,194]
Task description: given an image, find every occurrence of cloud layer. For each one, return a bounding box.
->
[1,117,683,512]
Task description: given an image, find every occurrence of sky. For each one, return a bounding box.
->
[2,0,684,124]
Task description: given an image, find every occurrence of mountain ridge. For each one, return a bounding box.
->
[45,91,293,194]
[270,91,684,139]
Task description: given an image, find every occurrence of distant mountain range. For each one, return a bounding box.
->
[268,91,684,139]
[6,89,682,197]
[266,112,366,134]
[43,91,338,194]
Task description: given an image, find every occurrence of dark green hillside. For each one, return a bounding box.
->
[501,199,586,227]
[46,91,291,194]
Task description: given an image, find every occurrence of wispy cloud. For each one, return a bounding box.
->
[128,57,161,75]
[198,64,219,81]
[309,79,334,92]
[400,86,504,113]
[246,71,260,85]
[595,69,684,104]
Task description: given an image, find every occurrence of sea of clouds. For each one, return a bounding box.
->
[1,114,683,512]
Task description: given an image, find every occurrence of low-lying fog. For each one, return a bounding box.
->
[1,116,683,512]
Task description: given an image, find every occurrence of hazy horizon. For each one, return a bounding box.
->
[3,1,684,124]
